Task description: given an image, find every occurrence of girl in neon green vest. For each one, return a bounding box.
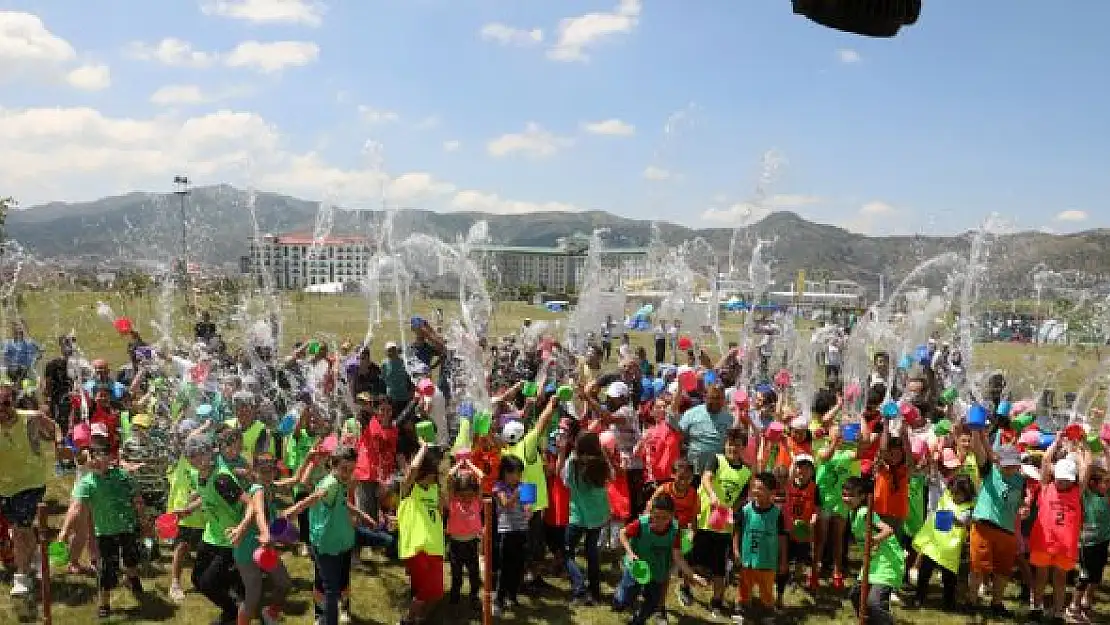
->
[398,442,448,625]
[911,475,975,610]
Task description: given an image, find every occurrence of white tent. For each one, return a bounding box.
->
[303,282,345,294]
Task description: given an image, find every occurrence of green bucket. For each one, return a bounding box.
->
[680,529,694,555]
[473,411,492,436]
[522,381,538,398]
[416,420,436,443]
[47,541,69,568]
[556,385,574,401]
[939,387,958,406]
[624,556,652,584]
[933,419,953,437]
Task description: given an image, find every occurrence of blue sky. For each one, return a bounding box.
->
[1,0,1108,235]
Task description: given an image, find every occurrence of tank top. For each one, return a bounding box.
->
[1028,482,1082,560]
[873,461,909,520]
[447,496,482,538]
[193,465,244,548]
[912,489,973,574]
[784,479,817,541]
[398,483,445,559]
[629,515,677,583]
[1081,491,1110,546]
[739,502,781,570]
[661,481,699,529]
[544,464,571,527]
[697,454,752,534]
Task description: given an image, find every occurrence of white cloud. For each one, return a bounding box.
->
[701,194,823,224]
[549,0,641,62]
[841,200,898,233]
[642,166,671,181]
[357,105,399,125]
[1,12,111,90]
[582,118,635,136]
[0,105,580,220]
[1055,209,1088,222]
[66,64,110,90]
[487,123,573,158]
[442,140,461,153]
[224,40,319,73]
[200,0,325,26]
[452,190,581,215]
[859,200,894,215]
[480,23,544,47]
[414,115,440,131]
[124,38,217,68]
[837,49,862,64]
[150,84,251,106]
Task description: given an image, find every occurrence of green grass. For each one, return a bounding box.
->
[3,288,1108,623]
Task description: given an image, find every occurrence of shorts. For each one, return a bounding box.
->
[787,538,813,564]
[737,568,776,607]
[0,487,46,527]
[527,511,546,561]
[175,527,203,549]
[1030,550,1077,572]
[690,530,731,577]
[970,521,1018,575]
[1078,541,1109,587]
[405,552,445,602]
[96,532,140,590]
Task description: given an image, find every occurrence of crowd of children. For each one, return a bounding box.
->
[0,317,1108,625]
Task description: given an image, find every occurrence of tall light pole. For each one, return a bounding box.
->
[173,176,190,272]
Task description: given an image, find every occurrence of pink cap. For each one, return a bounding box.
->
[1019,430,1042,447]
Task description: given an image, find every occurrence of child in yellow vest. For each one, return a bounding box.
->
[398,442,447,625]
[911,474,976,610]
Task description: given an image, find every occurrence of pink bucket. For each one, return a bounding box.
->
[708,505,731,531]
[416,379,436,397]
[774,369,792,388]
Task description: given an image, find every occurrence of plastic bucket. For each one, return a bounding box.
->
[276,413,298,436]
[519,483,538,505]
[417,379,436,397]
[766,421,785,442]
[774,369,792,388]
[939,387,958,405]
[155,513,180,541]
[556,385,574,401]
[1038,433,1057,450]
[680,529,694,554]
[410,316,425,330]
[47,541,69,568]
[843,382,862,403]
[1011,413,1035,431]
[841,423,861,443]
[625,557,652,584]
[708,505,731,531]
[996,400,1012,417]
[253,546,279,572]
[1087,434,1104,454]
[416,421,436,443]
[881,401,899,419]
[677,336,693,351]
[934,510,954,532]
[703,370,718,385]
[967,404,988,430]
[521,381,538,398]
[933,419,952,437]
[473,412,492,436]
[1064,423,1086,442]
[678,370,698,393]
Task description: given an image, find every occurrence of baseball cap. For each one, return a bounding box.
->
[789,414,809,430]
[1054,457,1078,482]
[606,381,630,399]
[385,341,399,351]
[793,454,815,467]
[998,446,1022,468]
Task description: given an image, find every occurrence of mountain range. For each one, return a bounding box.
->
[6,185,1110,298]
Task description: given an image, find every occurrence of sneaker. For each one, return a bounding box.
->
[675,585,694,607]
[10,573,31,597]
[730,607,745,622]
[261,606,282,625]
[170,583,186,603]
[907,567,919,586]
[338,607,352,624]
[890,592,902,605]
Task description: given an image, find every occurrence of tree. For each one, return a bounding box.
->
[0,196,15,243]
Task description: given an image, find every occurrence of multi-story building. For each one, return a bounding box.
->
[244,233,374,290]
[474,235,649,293]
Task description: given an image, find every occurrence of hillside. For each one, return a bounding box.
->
[6,185,1110,297]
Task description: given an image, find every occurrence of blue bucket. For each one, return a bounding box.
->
[881,401,899,419]
[898,355,913,370]
[519,483,538,505]
[996,400,1012,417]
[458,401,475,419]
[703,370,717,385]
[842,423,861,443]
[653,378,666,394]
[410,316,425,330]
[934,510,954,532]
[967,404,988,430]
[1038,433,1056,450]
[276,413,298,436]
[915,344,930,365]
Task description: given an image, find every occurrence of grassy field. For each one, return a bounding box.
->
[1,289,1107,624]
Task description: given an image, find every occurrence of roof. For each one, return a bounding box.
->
[473,244,648,255]
[261,233,370,246]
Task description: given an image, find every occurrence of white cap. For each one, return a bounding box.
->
[384,341,399,351]
[998,446,1022,468]
[501,420,526,444]
[606,381,630,399]
[793,454,815,466]
[1054,457,1078,482]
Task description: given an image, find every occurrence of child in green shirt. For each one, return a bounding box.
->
[59,440,144,619]
[843,476,904,625]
